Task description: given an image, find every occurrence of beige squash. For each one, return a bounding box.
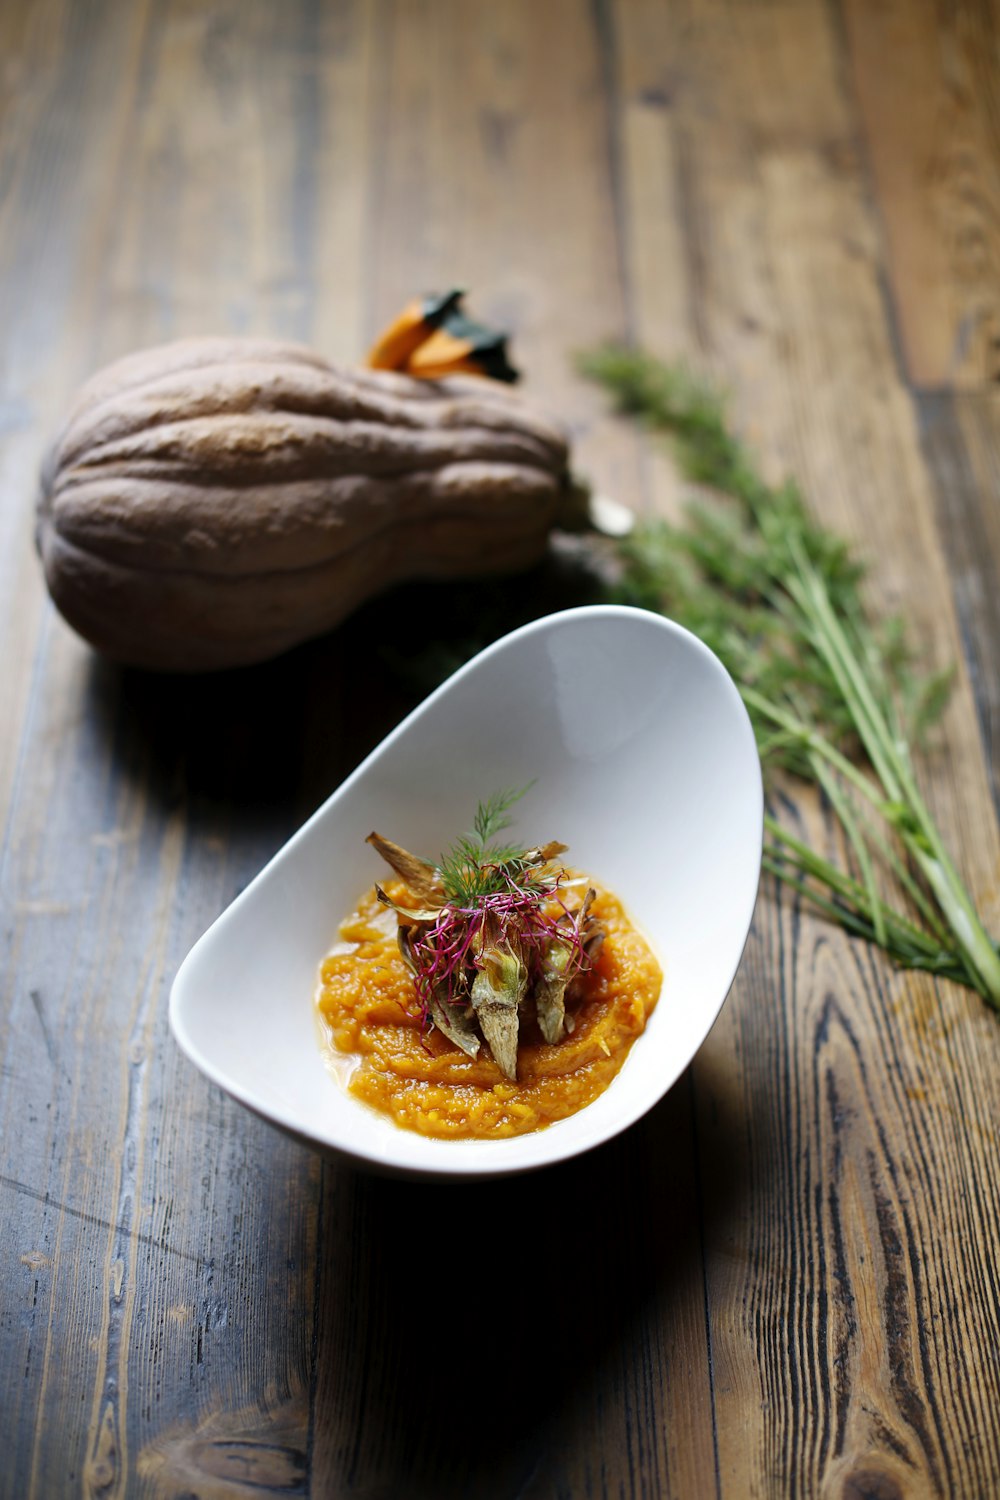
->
[36,338,572,671]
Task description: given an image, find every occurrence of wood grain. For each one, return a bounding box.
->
[919,388,1000,811]
[843,0,1000,392]
[2,1,999,1497]
[609,2,1000,1494]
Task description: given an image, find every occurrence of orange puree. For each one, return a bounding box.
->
[316,879,662,1139]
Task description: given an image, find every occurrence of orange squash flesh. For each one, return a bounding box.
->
[316,878,662,1139]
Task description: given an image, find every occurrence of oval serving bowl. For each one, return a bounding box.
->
[170,605,763,1178]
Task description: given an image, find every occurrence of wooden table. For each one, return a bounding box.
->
[3,2,999,1496]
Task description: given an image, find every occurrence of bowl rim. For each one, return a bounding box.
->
[169,604,763,1178]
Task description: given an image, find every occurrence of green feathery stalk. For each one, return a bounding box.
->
[438,785,536,903]
[579,345,1000,1011]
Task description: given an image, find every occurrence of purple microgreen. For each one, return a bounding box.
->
[366,791,604,1070]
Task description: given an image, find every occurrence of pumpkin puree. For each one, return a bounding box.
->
[316,878,661,1138]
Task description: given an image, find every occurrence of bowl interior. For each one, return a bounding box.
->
[169,605,763,1177]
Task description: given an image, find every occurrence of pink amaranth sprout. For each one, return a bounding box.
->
[365,790,605,1080]
[408,865,592,1026]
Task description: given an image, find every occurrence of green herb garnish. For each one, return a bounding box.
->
[580,346,1000,1009]
[366,792,604,1079]
[438,784,536,903]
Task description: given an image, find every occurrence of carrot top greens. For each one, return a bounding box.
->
[580,346,1000,1010]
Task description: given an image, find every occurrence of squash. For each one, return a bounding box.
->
[36,337,571,672]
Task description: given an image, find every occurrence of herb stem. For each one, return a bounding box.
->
[763,818,956,961]
[580,345,1000,1012]
[740,688,882,808]
[789,542,1000,1004]
[809,754,888,948]
[761,857,972,983]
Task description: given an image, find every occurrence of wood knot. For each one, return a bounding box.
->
[842,1469,904,1500]
[190,1438,306,1491]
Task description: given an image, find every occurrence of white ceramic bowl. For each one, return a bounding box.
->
[170,605,763,1178]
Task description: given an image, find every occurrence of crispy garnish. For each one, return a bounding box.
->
[367,791,605,1080]
[366,833,443,905]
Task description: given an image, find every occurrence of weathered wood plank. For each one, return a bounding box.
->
[306,1,713,1494]
[0,0,154,842]
[609,0,1000,1496]
[0,1,368,1495]
[2,0,1000,1497]
[353,0,648,512]
[309,1085,713,1500]
[919,389,1000,815]
[842,0,1000,391]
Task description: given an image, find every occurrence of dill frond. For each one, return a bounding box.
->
[438,787,535,903]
